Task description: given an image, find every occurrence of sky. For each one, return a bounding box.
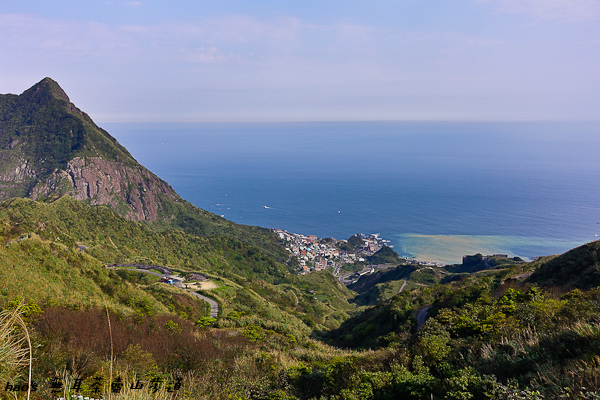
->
[0,0,599,122]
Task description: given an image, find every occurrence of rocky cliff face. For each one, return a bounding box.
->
[0,154,37,199]
[0,78,181,222]
[29,156,179,222]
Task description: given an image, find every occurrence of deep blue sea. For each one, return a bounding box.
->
[103,121,600,264]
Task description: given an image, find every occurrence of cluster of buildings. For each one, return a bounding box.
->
[274,229,341,273]
[273,229,388,274]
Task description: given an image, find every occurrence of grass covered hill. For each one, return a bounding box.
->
[349,262,452,306]
[322,256,600,398]
[0,196,355,330]
[528,239,600,289]
[366,245,402,265]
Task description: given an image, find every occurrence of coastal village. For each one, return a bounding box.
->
[274,229,379,272]
[274,229,444,282]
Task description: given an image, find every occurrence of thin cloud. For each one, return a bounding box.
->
[1,9,597,122]
[0,14,132,55]
[0,13,307,68]
[183,46,240,64]
[392,31,504,47]
[480,0,600,21]
[329,23,381,43]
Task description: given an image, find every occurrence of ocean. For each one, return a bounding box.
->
[103,121,600,264]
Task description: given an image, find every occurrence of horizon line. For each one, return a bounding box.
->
[98,118,600,125]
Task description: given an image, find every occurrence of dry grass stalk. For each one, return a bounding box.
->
[106,303,114,400]
[0,305,33,400]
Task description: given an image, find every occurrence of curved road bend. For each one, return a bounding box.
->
[416,306,431,329]
[188,292,219,318]
[107,267,219,318]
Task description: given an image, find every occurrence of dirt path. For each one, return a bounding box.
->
[398,279,407,293]
[185,281,218,291]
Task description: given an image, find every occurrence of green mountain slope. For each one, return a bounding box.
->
[349,264,451,306]
[528,239,600,289]
[329,240,600,350]
[0,78,287,263]
[0,78,137,195]
[0,196,354,330]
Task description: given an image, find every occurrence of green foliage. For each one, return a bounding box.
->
[349,264,446,306]
[464,253,484,267]
[228,311,243,320]
[286,333,297,344]
[242,324,263,342]
[350,265,415,293]
[443,368,500,400]
[367,245,401,265]
[7,297,41,321]
[324,357,361,395]
[120,344,158,376]
[347,235,364,248]
[336,241,354,252]
[116,269,159,285]
[414,319,452,365]
[529,240,600,289]
[327,291,415,349]
[0,196,290,283]
[164,320,182,333]
[0,78,135,179]
[0,78,291,269]
[1,85,600,400]
[364,359,438,400]
[0,197,356,331]
[197,317,217,327]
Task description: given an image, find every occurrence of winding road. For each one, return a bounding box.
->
[107,266,219,318]
[416,306,431,329]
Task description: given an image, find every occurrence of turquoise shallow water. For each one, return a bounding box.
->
[104,121,600,264]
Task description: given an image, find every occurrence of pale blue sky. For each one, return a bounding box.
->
[1,0,599,122]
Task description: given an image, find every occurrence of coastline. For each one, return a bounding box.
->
[275,228,593,269]
[276,229,447,275]
[394,233,590,265]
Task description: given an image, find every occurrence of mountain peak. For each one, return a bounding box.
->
[0,77,181,222]
[22,77,70,103]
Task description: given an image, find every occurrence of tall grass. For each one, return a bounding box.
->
[0,305,32,400]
